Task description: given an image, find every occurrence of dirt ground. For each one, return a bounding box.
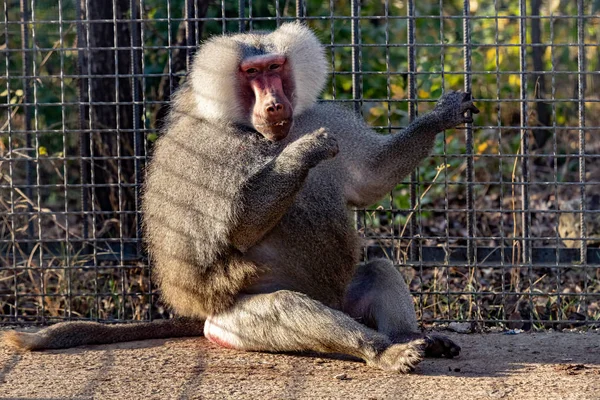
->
[0,330,599,400]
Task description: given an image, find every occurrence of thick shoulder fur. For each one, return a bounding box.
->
[143,86,272,317]
[191,22,327,124]
[190,35,244,123]
[295,102,385,161]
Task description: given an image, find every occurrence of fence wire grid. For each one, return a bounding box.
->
[1,0,599,330]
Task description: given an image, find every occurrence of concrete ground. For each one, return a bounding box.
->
[0,330,599,400]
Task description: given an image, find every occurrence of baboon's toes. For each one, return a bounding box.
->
[372,340,425,373]
[423,334,461,359]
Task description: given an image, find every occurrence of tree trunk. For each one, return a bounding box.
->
[79,0,137,237]
[530,0,552,150]
[154,0,210,129]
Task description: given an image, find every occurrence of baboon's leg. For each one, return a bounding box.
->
[203,290,423,372]
[343,259,460,358]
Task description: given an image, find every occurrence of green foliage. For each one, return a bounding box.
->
[1,0,596,204]
[2,0,599,324]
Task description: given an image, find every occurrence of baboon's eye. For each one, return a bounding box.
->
[246,68,258,74]
[269,64,281,70]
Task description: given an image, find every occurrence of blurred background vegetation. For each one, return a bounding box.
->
[1,0,599,327]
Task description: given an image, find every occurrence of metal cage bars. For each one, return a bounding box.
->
[1,0,598,327]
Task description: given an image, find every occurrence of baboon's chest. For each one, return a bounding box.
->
[246,175,358,307]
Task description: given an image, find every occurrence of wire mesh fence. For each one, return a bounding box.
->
[1,0,599,329]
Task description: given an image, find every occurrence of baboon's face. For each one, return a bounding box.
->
[238,54,294,141]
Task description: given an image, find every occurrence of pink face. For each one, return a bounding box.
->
[238,54,295,141]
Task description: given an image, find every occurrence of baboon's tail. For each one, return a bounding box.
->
[2,318,204,351]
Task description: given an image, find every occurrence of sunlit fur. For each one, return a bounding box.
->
[191,22,327,123]
[1,25,475,372]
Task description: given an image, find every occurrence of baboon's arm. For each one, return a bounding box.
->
[345,91,479,206]
[230,129,337,252]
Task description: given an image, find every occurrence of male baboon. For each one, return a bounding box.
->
[3,23,478,373]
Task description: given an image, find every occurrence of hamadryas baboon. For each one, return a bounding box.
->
[3,22,479,373]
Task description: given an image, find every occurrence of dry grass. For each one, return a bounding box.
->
[1,98,599,329]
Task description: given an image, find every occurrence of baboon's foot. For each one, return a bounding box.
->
[423,334,461,358]
[369,340,425,373]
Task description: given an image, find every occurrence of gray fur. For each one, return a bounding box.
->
[2,319,203,351]
[191,22,327,123]
[2,23,476,371]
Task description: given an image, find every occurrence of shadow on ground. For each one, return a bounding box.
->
[1,331,599,399]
